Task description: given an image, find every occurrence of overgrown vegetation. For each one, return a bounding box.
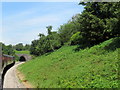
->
[18,37,119,88]
[13,43,30,51]
[30,2,120,56]
[0,42,15,55]
[30,26,61,56]
[0,42,31,55]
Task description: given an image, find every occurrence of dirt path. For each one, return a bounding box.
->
[3,62,25,88]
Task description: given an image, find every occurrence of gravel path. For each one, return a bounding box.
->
[3,62,25,88]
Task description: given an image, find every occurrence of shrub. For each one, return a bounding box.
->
[70,32,82,45]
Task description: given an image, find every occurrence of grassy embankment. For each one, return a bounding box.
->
[15,50,30,54]
[18,37,119,88]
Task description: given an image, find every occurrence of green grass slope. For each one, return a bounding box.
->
[18,37,120,88]
[15,50,30,54]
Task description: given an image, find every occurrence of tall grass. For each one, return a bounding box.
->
[18,37,119,88]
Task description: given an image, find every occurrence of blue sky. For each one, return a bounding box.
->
[1,2,84,45]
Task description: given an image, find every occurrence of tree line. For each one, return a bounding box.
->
[0,42,30,56]
[30,2,120,56]
[1,2,119,56]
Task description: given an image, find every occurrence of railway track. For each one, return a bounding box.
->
[0,54,31,89]
[0,54,15,89]
[3,62,25,88]
[0,62,15,89]
[0,73,2,89]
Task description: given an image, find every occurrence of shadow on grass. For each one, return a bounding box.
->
[104,37,120,51]
[74,43,93,52]
[74,37,120,52]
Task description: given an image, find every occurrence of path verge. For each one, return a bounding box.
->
[16,68,33,88]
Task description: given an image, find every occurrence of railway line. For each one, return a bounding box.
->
[0,54,31,89]
[0,54,15,89]
[3,62,25,88]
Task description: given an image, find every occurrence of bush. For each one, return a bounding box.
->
[70,32,82,45]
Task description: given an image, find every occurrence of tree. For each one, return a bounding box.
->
[70,32,83,45]
[24,44,31,50]
[46,26,55,51]
[30,27,61,56]
[15,43,24,51]
[78,2,120,45]
[38,33,45,38]
[46,26,52,35]
[47,32,61,51]
[78,12,104,44]
[30,40,39,56]
[1,42,15,55]
[30,2,120,55]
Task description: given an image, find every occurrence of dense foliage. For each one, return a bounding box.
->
[13,43,30,51]
[58,2,120,46]
[70,32,82,45]
[30,26,61,56]
[77,2,120,46]
[30,2,120,56]
[0,42,30,56]
[58,15,80,45]
[0,42,15,55]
